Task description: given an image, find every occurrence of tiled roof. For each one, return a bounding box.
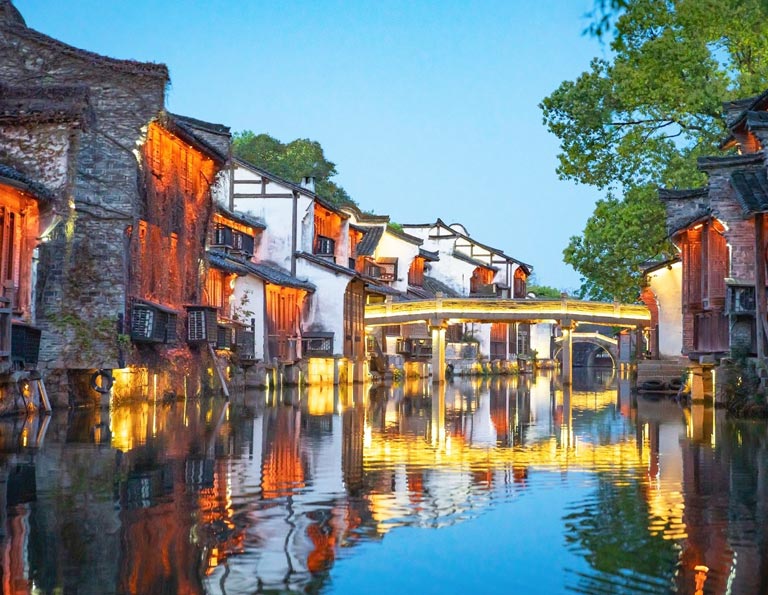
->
[355,226,384,256]
[698,153,764,170]
[451,250,499,271]
[366,282,404,297]
[209,251,316,291]
[165,113,228,164]
[731,169,768,215]
[216,205,266,229]
[422,276,462,298]
[169,113,230,136]
[668,210,711,237]
[643,258,681,275]
[407,285,433,299]
[207,251,251,275]
[297,252,357,277]
[420,218,532,271]
[2,10,169,78]
[0,164,53,201]
[241,261,315,291]
[387,225,423,245]
[746,111,768,129]
[418,248,439,262]
[658,187,708,201]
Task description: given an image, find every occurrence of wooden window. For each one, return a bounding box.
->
[408,257,424,286]
[470,266,494,294]
[266,286,304,361]
[490,323,507,360]
[344,280,366,359]
[514,268,527,298]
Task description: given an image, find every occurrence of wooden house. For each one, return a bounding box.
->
[213,159,375,383]
[661,89,768,364]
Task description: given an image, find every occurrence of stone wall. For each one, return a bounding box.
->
[0,11,167,373]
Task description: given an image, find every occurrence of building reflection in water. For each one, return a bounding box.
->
[0,371,766,593]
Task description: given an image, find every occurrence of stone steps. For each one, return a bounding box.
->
[637,359,688,383]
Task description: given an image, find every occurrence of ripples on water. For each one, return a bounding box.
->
[0,370,766,594]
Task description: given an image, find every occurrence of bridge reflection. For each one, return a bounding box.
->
[0,374,762,593]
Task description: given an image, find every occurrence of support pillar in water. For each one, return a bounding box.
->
[429,318,447,384]
[560,319,575,386]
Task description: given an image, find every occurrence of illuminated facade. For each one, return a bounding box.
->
[661,90,768,365]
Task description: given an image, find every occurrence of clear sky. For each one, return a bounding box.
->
[14,0,609,289]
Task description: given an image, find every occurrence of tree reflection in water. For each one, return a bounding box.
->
[0,372,765,593]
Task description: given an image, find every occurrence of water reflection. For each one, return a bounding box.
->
[0,372,765,593]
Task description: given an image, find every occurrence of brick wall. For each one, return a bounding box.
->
[0,14,168,370]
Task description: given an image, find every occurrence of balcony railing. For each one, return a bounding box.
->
[396,337,432,358]
[301,332,334,357]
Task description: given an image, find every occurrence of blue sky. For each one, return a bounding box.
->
[14,0,609,289]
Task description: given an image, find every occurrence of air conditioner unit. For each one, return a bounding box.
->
[131,302,178,343]
[186,305,219,344]
[727,285,756,314]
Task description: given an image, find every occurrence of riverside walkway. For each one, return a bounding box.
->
[365,297,651,384]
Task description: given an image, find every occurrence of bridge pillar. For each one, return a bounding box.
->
[429,319,448,384]
[560,320,576,385]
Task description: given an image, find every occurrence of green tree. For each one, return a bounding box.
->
[232,131,356,207]
[541,0,768,300]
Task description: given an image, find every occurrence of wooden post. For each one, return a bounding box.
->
[756,213,766,360]
[208,343,230,399]
[430,319,447,384]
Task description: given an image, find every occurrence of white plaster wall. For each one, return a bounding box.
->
[211,169,229,209]
[298,260,351,355]
[232,274,266,360]
[229,163,315,270]
[424,246,475,295]
[648,262,683,358]
[530,323,553,359]
[375,231,420,292]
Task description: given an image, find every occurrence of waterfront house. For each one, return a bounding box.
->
[214,159,375,384]
[402,219,536,368]
[0,1,232,403]
[661,92,768,361]
[659,88,768,396]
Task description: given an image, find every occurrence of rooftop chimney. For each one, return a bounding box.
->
[300,176,316,193]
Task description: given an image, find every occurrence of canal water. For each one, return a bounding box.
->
[0,370,765,594]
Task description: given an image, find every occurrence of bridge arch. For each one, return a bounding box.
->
[553,332,618,368]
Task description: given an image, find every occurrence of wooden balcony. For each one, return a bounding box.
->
[396,337,432,358]
[301,332,334,357]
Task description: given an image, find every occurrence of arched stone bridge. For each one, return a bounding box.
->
[553,332,619,367]
[365,298,650,384]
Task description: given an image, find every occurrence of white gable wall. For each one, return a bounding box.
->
[231,274,267,360]
[298,260,351,356]
[648,262,683,358]
[375,231,420,292]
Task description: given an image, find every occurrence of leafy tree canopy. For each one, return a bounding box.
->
[233,131,356,207]
[541,0,768,301]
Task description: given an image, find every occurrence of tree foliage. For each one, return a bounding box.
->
[232,131,355,207]
[542,0,768,300]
